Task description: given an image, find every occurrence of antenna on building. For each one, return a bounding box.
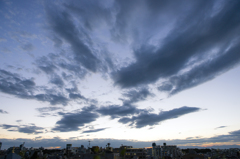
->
[88,141,91,147]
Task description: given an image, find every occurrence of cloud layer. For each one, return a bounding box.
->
[1,129,240,149]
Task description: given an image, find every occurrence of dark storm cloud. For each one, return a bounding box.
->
[113,0,240,94]
[2,129,240,149]
[0,124,44,134]
[45,4,100,72]
[0,109,8,114]
[118,106,201,128]
[53,105,99,132]
[82,128,107,134]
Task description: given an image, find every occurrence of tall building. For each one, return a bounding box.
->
[0,142,2,150]
[152,142,182,159]
[125,148,147,159]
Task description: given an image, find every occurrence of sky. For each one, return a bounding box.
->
[0,0,240,149]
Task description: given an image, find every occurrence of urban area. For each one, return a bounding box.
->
[0,141,239,159]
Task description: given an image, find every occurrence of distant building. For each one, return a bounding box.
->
[81,153,120,159]
[125,148,147,159]
[66,144,72,156]
[151,142,182,159]
[181,149,206,159]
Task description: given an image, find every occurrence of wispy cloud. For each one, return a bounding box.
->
[215,126,227,130]
[118,106,202,128]
[82,128,108,134]
[0,124,45,134]
[0,109,8,114]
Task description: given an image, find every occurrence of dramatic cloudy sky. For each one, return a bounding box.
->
[1,0,240,149]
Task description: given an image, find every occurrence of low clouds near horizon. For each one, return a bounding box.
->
[1,129,240,149]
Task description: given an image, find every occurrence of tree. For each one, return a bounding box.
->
[94,155,101,159]
[120,149,126,159]
[19,151,25,159]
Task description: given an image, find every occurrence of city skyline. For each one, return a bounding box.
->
[0,0,240,149]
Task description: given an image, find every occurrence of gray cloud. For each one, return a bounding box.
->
[36,106,63,117]
[118,106,201,128]
[34,93,69,106]
[21,43,34,51]
[0,69,89,106]
[158,83,173,92]
[98,103,139,119]
[161,44,240,95]
[0,69,36,98]
[35,53,88,88]
[17,31,35,39]
[50,35,63,48]
[122,87,154,104]
[112,0,240,95]
[45,4,100,72]
[98,87,154,119]
[53,105,99,132]
[36,56,58,75]
[0,109,8,114]
[82,128,107,134]
[69,93,85,100]
[36,106,62,113]
[215,126,227,130]
[44,1,115,76]
[50,74,64,87]
[0,124,44,134]
[58,61,87,79]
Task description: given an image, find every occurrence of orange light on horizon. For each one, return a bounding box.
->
[45,146,61,149]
